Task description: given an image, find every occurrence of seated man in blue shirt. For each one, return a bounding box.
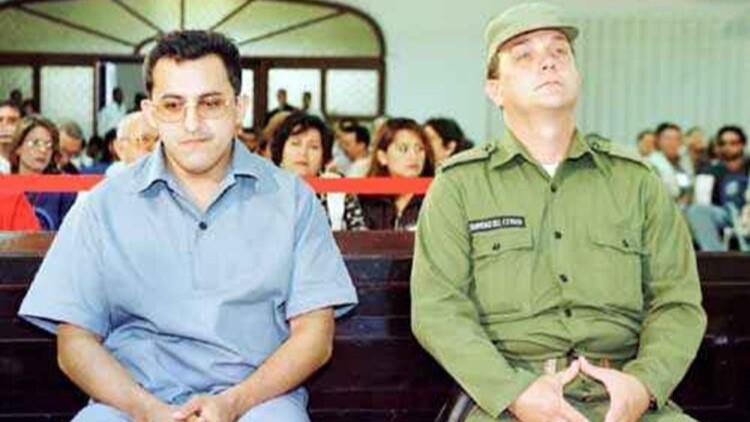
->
[19,30,358,422]
[687,125,750,251]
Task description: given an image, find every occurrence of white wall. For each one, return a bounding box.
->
[339,0,750,146]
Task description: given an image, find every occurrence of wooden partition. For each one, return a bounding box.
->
[0,232,748,422]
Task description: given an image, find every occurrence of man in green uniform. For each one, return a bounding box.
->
[410,3,706,422]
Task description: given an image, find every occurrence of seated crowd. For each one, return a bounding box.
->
[637,122,750,251]
[0,90,473,232]
[2,88,749,252]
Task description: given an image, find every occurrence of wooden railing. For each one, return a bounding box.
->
[0,231,749,422]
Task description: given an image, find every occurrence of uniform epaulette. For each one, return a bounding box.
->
[439,143,496,172]
[588,136,651,170]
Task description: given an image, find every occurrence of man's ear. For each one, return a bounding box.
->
[484,79,504,108]
[446,140,457,155]
[141,99,158,129]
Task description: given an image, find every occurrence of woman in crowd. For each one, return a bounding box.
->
[360,118,435,230]
[271,111,366,230]
[423,117,473,166]
[9,116,76,230]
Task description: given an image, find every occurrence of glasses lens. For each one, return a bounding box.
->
[197,97,230,119]
[28,139,52,149]
[156,100,185,122]
[155,97,232,121]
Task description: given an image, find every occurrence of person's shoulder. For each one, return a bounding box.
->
[440,142,496,173]
[588,136,652,173]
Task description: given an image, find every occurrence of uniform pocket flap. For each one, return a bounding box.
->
[472,229,533,258]
[589,227,643,254]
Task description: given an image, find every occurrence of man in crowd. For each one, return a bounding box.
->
[636,130,656,158]
[9,89,23,109]
[648,123,693,206]
[301,91,313,114]
[336,120,371,177]
[97,87,128,136]
[299,91,323,119]
[265,88,296,125]
[687,125,750,251]
[0,100,22,174]
[20,30,357,422]
[411,3,706,422]
[106,111,159,177]
[685,127,710,174]
[58,121,90,173]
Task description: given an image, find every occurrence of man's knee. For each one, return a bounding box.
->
[236,394,310,422]
[71,403,132,422]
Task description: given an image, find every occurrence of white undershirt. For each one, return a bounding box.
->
[541,162,559,177]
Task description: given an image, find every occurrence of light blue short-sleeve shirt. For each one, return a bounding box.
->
[18,141,358,405]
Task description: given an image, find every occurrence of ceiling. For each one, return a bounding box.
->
[0,0,384,57]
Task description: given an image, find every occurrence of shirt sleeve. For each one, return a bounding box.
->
[622,173,707,407]
[18,198,111,337]
[410,172,536,418]
[285,179,358,320]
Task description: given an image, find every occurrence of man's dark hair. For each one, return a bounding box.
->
[143,30,242,96]
[0,100,20,113]
[339,119,370,148]
[717,125,747,146]
[270,112,333,169]
[655,122,681,138]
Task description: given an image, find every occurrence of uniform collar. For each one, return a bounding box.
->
[135,139,264,194]
[489,128,602,171]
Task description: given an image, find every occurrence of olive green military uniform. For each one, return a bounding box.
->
[410,130,707,421]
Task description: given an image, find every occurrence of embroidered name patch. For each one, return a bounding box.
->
[468,216,526,233]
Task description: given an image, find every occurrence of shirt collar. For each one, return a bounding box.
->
[135,140,264,194]
[489,128,600,170]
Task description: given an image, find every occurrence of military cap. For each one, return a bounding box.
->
[485,3,579,66]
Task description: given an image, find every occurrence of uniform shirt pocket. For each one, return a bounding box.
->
[470,229,534,318]
[587,226,645,312]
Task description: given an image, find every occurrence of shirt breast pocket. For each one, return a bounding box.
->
[587,227,645,311]
[471,229,534,318]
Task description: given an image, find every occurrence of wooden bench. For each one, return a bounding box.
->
[0,231,749,422]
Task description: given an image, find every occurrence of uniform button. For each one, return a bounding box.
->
[564,308,573,317]
[554,231,563,239]
[551,184,558,193]
[199,221,208,230]
[492,243,501,251]
[622,239,630,248]
[559,274,569,283]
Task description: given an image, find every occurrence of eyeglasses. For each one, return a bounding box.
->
[154,96,235,122]
[24,138,53,150]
